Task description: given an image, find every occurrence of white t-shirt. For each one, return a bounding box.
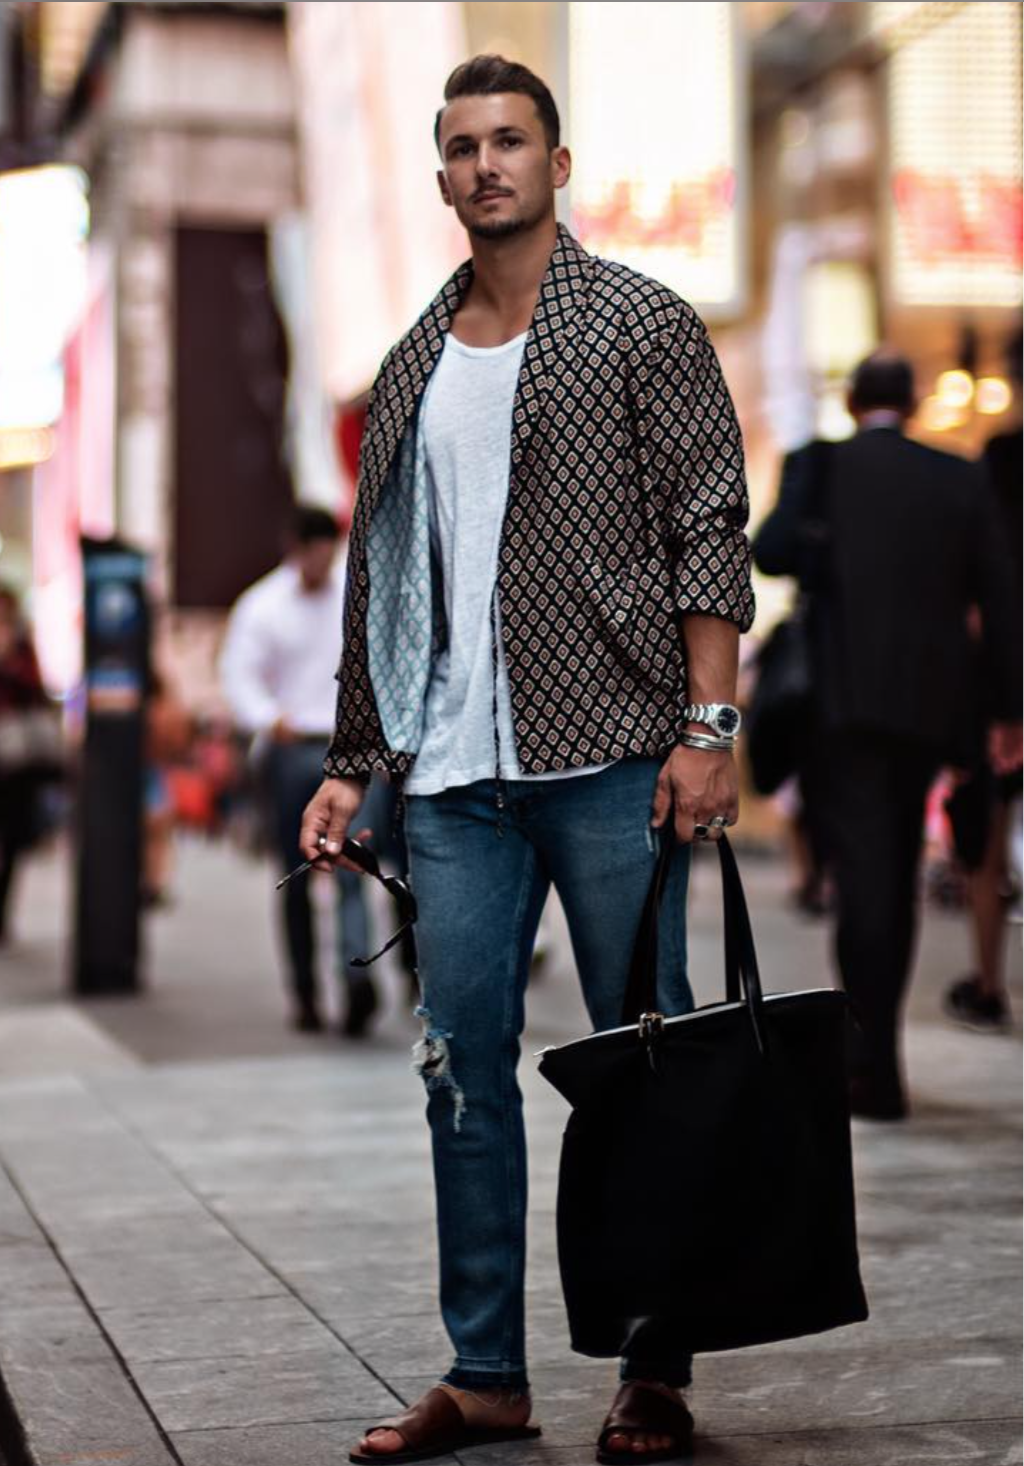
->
[405,330,608,796]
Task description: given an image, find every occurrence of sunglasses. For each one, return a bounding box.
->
[277,837,417,969]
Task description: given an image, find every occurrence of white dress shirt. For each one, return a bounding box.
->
[220,558,346,736]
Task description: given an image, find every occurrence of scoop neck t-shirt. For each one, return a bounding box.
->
[404,330,609,796]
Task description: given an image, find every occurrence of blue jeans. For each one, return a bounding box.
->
[405,758,694,1392]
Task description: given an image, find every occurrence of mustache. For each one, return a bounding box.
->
[471,186,513,202]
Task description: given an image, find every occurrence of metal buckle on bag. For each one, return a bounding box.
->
[638,1012,665,1041]
[639,1012,665,1073]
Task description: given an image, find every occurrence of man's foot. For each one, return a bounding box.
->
[353,1383,534,1460]
[598,1380,694,1462]
[342,974,379,1037]
[292,1006,324,1033]
[944,974,1011,1033]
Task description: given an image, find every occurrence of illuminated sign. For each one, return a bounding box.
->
[568,2,746,315]
[288,2,467,402]
[0,166,89,429]
[881,1,1022,307]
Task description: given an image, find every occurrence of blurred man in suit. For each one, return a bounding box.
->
[755,351,1021,1119]
[944,412,1023,1031]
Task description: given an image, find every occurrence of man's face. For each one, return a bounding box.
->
[295,538,337,592]
[436,92,570,240]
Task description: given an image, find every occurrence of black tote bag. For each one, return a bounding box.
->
[537,834,868,1359]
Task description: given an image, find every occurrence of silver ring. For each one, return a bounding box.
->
[709,816,729,829]
[693,822,710,840]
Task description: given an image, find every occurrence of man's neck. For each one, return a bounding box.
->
[855,409,905,432]
[464,216,558,320]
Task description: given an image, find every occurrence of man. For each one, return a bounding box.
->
[0,586,49,945]
[754,352,1020,1121]
[221,505,379,1037]
[301,58,753,1462]
[944,419,1023,1031]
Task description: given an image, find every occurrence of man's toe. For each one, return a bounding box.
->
[361,1428,404,1454]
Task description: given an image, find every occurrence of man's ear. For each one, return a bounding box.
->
[437,169,453,207]
[552,146,572,191]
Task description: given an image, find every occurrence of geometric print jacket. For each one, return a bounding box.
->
[324,225,754,783]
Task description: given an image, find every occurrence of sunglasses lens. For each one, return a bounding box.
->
[343,838,380,878]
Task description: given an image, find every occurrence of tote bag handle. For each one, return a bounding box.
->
[620,833,770,1057]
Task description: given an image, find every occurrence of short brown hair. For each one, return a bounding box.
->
[435,55,560,153]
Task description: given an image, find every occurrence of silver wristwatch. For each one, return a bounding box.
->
[682,702,742,738]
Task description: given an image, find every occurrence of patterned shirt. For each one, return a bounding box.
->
[324,226,754,784]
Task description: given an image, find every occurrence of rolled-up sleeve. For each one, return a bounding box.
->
[641,308,755,632]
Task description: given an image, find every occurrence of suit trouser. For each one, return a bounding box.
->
[822,730,939,1097]
[265,741,374,1012]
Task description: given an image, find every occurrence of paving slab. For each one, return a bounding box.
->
[170,1418,458,1466]
[0,1005,140,1080]
[451,1419,1024,1465]
[96,1293,333,1365]
[129,1346,396,1431]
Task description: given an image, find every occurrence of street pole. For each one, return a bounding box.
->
[72,537,150,996]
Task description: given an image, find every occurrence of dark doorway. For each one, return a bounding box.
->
[173,226,292,608]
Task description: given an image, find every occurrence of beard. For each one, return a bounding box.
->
[464,192,549,241]
[468,215,528,240]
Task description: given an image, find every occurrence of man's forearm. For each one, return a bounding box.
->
[680,613,740,727]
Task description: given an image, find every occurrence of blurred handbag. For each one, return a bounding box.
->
[745,440,835,796]
[0,706,63,774]
[745,608,813,795]
[538,833,869,1358]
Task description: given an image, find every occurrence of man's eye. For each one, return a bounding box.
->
[501,137,521,148]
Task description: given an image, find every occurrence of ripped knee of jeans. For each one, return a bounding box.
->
[412,1006,466,1132]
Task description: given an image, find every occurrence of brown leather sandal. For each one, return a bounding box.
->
[596,1381,694,1464]
[349,1385,541,1464]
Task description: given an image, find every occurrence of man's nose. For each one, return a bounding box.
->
[476,148,500,178]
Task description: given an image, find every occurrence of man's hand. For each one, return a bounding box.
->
[989,722,1023,776]
[300,777,371,873]
[651,745,739,844]
[270,717,298,745]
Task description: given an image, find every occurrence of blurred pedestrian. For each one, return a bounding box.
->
[220,506,380,1036]
[300,56,753,1464]
[141,671,193,908]
[755,351,1021,1120]
[944,420,1023,1030]
[0,587,59,944]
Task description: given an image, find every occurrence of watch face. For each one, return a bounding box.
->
[715,706,740,735]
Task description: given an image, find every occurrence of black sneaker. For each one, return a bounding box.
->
[341,975,379,1038]
[293,1006,324,1034]
[944,975,1010,1033]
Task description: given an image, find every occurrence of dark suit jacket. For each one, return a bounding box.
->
[753,427,1020,759]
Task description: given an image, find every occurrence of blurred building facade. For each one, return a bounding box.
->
[0,0,1020,704]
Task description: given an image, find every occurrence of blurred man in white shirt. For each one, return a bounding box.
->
[221,506,379,1035]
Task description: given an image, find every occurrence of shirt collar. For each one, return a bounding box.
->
[857,410,905,432]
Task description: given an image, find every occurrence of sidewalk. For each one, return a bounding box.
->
[0,838,1020,1465]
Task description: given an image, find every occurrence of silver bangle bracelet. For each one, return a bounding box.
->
[680,731,736,754]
